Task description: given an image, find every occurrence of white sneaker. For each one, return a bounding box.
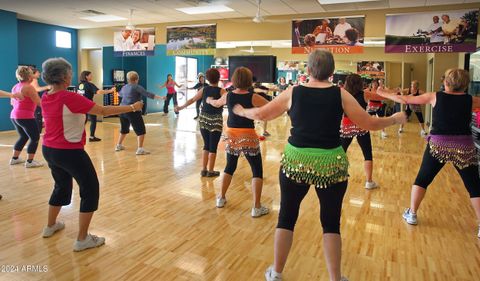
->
[115,144,125,152]
[365,181,378,190]
[420,130,427,136]
[135,148,150,155]
[9,158,24,165]
[477,225,480,238]
[73,234,105,252]
[381,131,388,139]
[216,196,226,208]
[25,160,44,168]
[398,128,403,134]
[252,205,269,218]
[402,208,418,225]
[42,222,65,238]
[265,265,282,281]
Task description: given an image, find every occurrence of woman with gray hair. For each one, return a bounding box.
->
[40,57,143,251]
[116,71,165,155]
[234,49,406,281]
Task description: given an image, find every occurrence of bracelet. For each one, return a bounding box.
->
[130,104,136,112]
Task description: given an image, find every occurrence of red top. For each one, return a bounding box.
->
[166,81,176,94]
[10,82,37,119]
[42,90,95,149]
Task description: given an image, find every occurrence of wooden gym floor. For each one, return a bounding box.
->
[0,108,479,281]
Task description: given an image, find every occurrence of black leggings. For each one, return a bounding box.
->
[341,132,373,161]
[414,145,480,198]
[11,118,40,154]
[87,114,97,137]
[224,152,263,178]
[163,93,178,113]
[413,111,424,123]
[200,129,222,153]
[195,99,202,116]
[277,171,348,233]
[35,106,43,132]
[43,146,100,212]
[120,111,146,136]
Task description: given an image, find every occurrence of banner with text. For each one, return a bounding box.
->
[292,16,365,54]
[113,28,156,57]
[385,9,478,53]
[357,61,385,79]
[166,24,216,56]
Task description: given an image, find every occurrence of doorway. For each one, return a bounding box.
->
[175,56,197,104]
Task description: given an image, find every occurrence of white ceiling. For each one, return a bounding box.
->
[0,0,477,29]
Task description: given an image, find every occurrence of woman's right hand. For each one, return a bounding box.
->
[132,101,144,111]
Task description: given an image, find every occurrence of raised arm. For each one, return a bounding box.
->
[377,87,436,105]
[234,87,292,121]
[342,89,406,130]
[176,88,204,111]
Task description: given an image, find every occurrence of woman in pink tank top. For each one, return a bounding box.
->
[9,66,43,168]
[157,74,183,115]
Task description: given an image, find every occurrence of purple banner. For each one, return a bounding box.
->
[385,44,476,53]
[385,9,478,53]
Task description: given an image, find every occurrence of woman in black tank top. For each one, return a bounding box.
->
[205,67,271,219]
[234,50,405,281]
[176,69,226,178]
[378,68,480,239]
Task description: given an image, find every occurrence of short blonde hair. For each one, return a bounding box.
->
[231,67,253,90]
[444,68,469,92]
[16,66,33,82]
[127,71,139,83]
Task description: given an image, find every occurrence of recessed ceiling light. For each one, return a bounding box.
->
[318,0,379,4]
[176,5,234,15]
[80,15,126,22]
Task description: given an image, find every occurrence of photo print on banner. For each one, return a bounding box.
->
[357,61,385,79]
[166,24,216,56]
[385,9,478,53]
[113,27,156,57]
[292,16,365,54]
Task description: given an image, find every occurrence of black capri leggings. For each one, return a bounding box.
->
[413,111,424,123]
[120,111,146,136]
[224,152,263,178]
[341,132,373,161]
[200,129,222,153]
[414,144,480,198]
[11,118,40,154]
[277,171,348,233]
[195,99,202,117]
[86,114,97,137]
[42,146,100,212]
[163,93,178,113]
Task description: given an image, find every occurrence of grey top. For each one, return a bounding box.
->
[119,84,156,105]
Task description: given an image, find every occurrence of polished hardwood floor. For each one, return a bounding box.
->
[0,108,479,281]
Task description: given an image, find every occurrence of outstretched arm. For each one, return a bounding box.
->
[234,87,292,121]
[342,89,406,131]
[0,90,13,98]
[157,83,166,89]
[176,89,204,111]
[377,87,436,105]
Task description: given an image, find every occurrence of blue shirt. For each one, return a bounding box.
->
[119,84,156,105]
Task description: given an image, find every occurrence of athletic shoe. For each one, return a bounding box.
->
[259,136,266,141]
[193,116,199,120]
[115,144,125,152]
[163,113,168,116]
[365,181,378,190]
[89,137,101,142]
[0,194,2,200]
[42,221,65,238]
[398,128,403,134]
[420,130,427,136]
[340,277,349,281]
[381,131,388,139]
[252,205,269,218]
[402,208,418,225]
[9,158,24,165]
[200,170,208,177]
[25,160,44,168]
[263,131,271,137]
[216,196,226,208]
[206,171,220,177]
[265,266,282,281]
[136,148,150,155]
[73,234,105,252]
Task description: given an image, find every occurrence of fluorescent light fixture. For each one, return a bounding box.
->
[176,5,234,15]
[318,0,378,4]
[80,15,126,22]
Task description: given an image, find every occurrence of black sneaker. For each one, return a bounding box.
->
[206,171,220,177]
[193,116,199,120]
[200,170,208,177]
[89,137,101,142]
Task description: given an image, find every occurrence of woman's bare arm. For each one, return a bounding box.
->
[234,87,292,121]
